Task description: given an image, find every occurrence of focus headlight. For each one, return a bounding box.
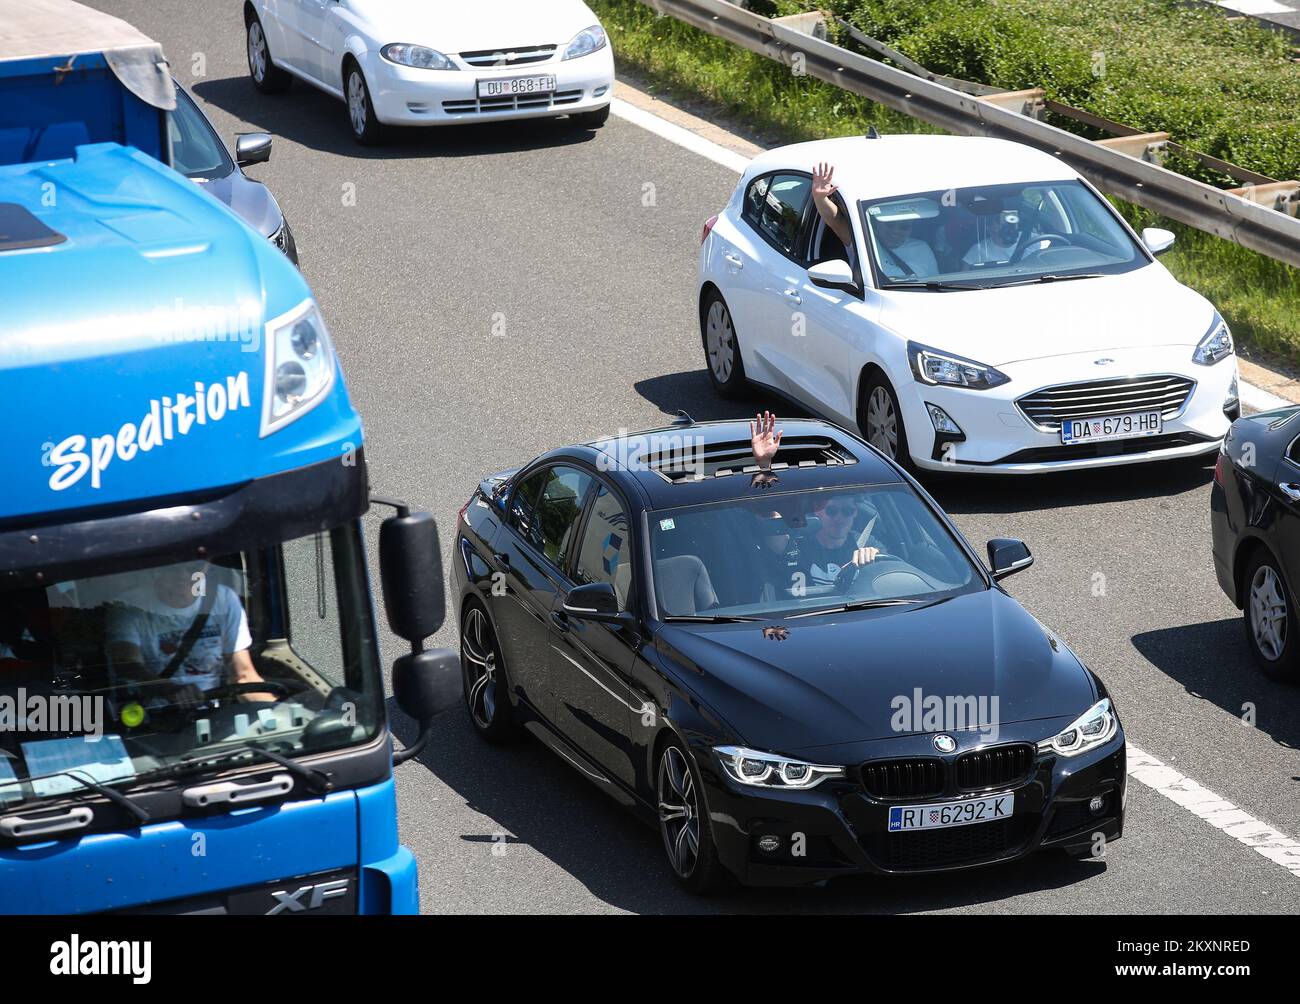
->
[260,299,337,437]
[1193,313,1233,366]
[1038,698,1117,758]
[908,341,1010,390]
[714,746,843,789]
[380,43,455,70]
[563,24,607,60]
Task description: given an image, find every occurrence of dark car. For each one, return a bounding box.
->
[452,417,1126,891]
[1211,405,1300,680]
[169,82,298,263]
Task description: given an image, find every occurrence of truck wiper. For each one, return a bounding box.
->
[786,598,921,619]
[0,768,150,823]
[177,743,334,795]
[883,280,985,292]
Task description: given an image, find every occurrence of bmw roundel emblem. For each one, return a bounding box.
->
[932,734,957,753]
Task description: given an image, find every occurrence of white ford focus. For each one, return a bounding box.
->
[244,0,614,144]
[697,135,1239,474]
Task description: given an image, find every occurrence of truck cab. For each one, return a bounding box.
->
[0,128,450,914]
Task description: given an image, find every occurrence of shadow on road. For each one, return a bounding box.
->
[193,75,600,160]
[633,369,806,426]
[1132,618,1300,753]
[393,702,1103,914]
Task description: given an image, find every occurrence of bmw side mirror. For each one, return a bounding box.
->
[987,538,1034,580]
[564,582,633,625]
[807,258,856,292]
[1140,227,1175,257]
[235,132,273,166]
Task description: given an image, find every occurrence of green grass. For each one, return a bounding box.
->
[591,0,1300,366]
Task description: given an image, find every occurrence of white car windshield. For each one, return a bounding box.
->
[859,180,1146,289]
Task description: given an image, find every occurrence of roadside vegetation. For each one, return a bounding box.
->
[590,0,1300,366]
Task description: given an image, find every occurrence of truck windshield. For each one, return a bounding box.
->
[0,522,382,805]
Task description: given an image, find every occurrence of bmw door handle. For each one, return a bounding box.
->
[723,252,743,270]
[784,288,802,305]
[1280,483,1300,501]
[550,610,570,632]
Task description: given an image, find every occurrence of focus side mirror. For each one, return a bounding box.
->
[807,258,856,292]
[1141,227,1175,256]
[235,132,273,166]
[987,538,1034,580]
[378,507,445,643]
[563,582,634,625]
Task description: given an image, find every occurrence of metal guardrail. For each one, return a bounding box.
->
[638,0,1300,268]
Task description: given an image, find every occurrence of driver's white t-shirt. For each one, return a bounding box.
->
[106,584,251,691]
[963,236,1020,266]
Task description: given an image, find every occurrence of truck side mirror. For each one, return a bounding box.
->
[378,508,445,643]
[393,648,460,723]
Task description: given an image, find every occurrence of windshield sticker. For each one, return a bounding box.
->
[659,518,675,531]
[44,372,251,492]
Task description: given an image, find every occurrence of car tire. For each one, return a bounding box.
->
[569,104,611,129]
[700,289,747,398]
[861,372,914,471]
[1243,548,1300,682]
[246,14,292,94]
[657,740,730,894]
[461,603,523,743]
[344,62,387,146]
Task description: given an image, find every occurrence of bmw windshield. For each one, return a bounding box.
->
[859,180,1147,290]
[0,523,382,807]
[648,485,984,620]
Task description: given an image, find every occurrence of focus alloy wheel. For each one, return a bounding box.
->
[705,300,735,384]
[866,385,898,458]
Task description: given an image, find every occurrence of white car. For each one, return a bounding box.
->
[697,135,1239,474]
[244,0,614,144]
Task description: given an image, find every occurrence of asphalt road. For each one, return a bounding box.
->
[92,1,1300,914]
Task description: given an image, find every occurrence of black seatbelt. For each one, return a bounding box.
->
[882,242,915,277]
[159,588,217,679]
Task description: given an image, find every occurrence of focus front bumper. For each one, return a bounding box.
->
[696,729,1126,887]
[363,46,614,126]
[900,348,1237,474]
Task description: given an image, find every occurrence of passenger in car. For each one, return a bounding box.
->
[811,162,853,256]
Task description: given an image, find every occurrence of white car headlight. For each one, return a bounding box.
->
[908,341,1010,390]
[563,24,607,60]
[260,300,337,437]
[1038,698,1117,757]
[380,43,455,70]
[1193,313,1233,366]
[714,746,843,789]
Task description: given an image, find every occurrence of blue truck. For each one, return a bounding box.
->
[0,4,456,914]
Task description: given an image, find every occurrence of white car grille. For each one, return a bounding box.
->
[442,89,583,114]
[1016,374,1196,431]
[458,45,557,67]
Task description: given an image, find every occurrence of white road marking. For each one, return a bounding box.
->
[1217,0,1292,14]
[1128,744,1300,878]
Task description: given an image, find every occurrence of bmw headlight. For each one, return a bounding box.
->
[380,43,455,70]
[908,341,1010,390]
[260,300,336,436]
[714,746,843,789]
[563,24,607,60]
[1193,313,1233,366]
[1038,699,1117,757]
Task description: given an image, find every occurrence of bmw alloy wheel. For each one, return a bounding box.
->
[461,606,498,728]
[658,747,700,878]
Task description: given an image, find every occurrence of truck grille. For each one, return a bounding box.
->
[458,45,557,67]
[442,89,583,115]
[1016,375,1195,432]
[954,744,1035,792]
[860,758,945,800]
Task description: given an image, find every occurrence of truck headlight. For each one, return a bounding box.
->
[1038,699,1117,757]
[714,746,843,789]
[563,25,607,60]
[381,43,455,70]
[908,341,1010,390]
[260,299,337,436]
[1193,313,1233,366]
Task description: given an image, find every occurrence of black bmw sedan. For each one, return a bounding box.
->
[452,417,1126,891]
[1212,405,1300,680]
